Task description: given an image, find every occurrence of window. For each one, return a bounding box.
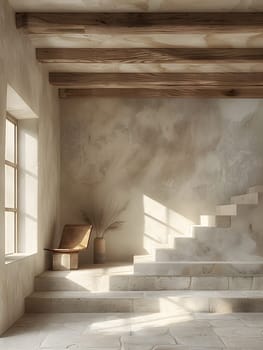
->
[5,114,18,255]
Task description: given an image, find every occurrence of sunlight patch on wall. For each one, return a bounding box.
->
[143,195,194,253]
[18,121,38,253]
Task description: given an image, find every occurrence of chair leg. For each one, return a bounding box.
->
[52,252,79,270]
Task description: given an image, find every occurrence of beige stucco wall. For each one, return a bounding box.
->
[0,0,60,334]
[60,98,263,263]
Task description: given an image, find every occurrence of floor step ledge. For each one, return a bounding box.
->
[26,290,263,313]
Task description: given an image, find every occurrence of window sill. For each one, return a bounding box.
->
[5,252,36,265]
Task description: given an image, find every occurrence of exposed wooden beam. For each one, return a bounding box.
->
[38,48,263,64]
[16,12,263,34]
[59,87,263,98]
[50,72,263,88]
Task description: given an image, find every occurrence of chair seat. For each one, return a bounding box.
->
[44,248,84,254]
[45,224,92,270]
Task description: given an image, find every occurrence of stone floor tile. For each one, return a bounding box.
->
[0,345,39,350]
[122,345,153,350]
[38,348,120,350]
[153,346,224,350]
[5,313,263,350]
[208,319,246,328]
[239,313,263,326]
[130,325,169,336]
[214,326,263,337]
[23,312,125,325]
[39,321,86,334]
[173,334,224,347]
[220,336,263,348]
[0,326,47,349]
[46,348,120,350]
[129,313,194,329]
[169,321,224,347]
[82,317,132,335]
[169,320,212,331]
[193,313,238,320]
[121,334,176,345]
[40,332,121,348]
[239,348,263,350]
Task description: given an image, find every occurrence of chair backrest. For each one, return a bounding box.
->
[59,224,92,250]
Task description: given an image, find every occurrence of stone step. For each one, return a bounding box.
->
[144,241,170,255]
[25,290,263,313]
[199,215,231,228]
[249,185,263,193]
[155,242,263,262]
[192,227,262,260]
[216,200,260,216]
[216,204,238,216]
[167,231,187,247]
[35,273,111,292]
[192,225,263,243]
[109,275,263,291]
[166,228,261,261]
[155,245,216,262]
[140,225,258,263]
[191,226,255,241]
[231,192,259,205]
[133,254,154,263]
[168,227,238,248]
[191,226,233,236]
[35,264,133,292]
[35,270,263,292]
[158,235,225,261]
[133,261,263,276]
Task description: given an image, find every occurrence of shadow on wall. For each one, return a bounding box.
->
[143,194,194,254]
[59,186,195,263]
[60,185,141,264]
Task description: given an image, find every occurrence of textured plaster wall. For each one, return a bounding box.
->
[60,98,263,263]
[0,0,60,334]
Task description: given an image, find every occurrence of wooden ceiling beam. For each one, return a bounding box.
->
[59,87,263,98]
[16,12,263,34]
[38,48,263,64]
[50,72,263,88]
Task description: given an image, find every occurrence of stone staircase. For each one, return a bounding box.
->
[26,185,263,313]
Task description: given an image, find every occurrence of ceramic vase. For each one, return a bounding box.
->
[93,237,106,264]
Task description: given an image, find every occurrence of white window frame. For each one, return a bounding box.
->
[5,113,18,254]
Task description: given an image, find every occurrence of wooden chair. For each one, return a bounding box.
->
[45,224,92,270]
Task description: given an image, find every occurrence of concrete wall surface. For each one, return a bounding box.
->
[0,0,60,334]
[60,98,263,263]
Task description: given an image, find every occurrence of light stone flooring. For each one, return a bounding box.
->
[2,313,263,349]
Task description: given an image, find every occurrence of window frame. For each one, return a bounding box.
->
[4,113,18,254]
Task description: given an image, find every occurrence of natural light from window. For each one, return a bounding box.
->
[4,115,17,255]
[143,195,194,254]
[18,125,38,253]
[5,85,39,257]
